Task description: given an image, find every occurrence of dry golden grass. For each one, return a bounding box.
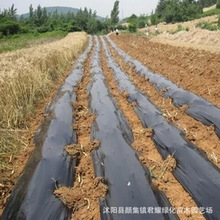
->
[203,4,216,12]
[140,15,218,33]
[139,15,220,54]
[150,28,220,53]
[0,32,88,168]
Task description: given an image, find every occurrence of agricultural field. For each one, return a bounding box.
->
[1,30,220,220]
[0,32,87,217]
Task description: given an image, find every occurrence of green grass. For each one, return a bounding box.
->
[0,30,67,53]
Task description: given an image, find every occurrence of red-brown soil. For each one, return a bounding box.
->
[110,34,220,109]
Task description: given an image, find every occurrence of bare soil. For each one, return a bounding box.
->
[203,4,217,12]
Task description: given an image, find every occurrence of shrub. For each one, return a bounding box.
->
[19,25,30,34]
[196,21,218,31]
[37,25,50,33]
[138,20,146,28]
[128,23,137,33]
[115,24,127,30]
[150,14,158,25]
[71,25,82,32]
[33,30,40,37]
[0,19,20,36]
[217,0,220,9]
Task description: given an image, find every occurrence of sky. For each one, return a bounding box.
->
[0,0,159,18]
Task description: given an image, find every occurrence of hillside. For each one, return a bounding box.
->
[20,6,104,20]
[41,6,79,15]
[139,14,220,53]
[20,6,80,18]
[203,4,217,12]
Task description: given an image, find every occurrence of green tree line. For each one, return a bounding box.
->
[154,0,203,24]
[0,3,121,38]
[152,0,220,24]
[199,0,217,7]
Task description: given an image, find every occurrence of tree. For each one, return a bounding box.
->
[111,0,120,25]
[75,9,87,31]
[198,0,217,8]
[156,0,167,18]
[128,23,137,32]
[128,14,137,23]
[34,5,43,26]
[0,19,20,36]
[42,8,48,24]
[8,4,17,19]
[29,4,34,20]
[154,0,202,23]
[150,13,158,25]
[217,0,220,8]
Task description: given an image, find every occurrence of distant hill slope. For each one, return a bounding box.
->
[20,6,79,18]
[203,4,216,12]
[44,6,80,15]
[20,6,104,20]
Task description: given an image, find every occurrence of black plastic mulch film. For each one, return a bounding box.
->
[90,36,178,220]
[106,36,220,139]
[101,36,220,220]
[2,36,93,220]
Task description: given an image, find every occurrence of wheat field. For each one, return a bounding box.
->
[0,32,88,169]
